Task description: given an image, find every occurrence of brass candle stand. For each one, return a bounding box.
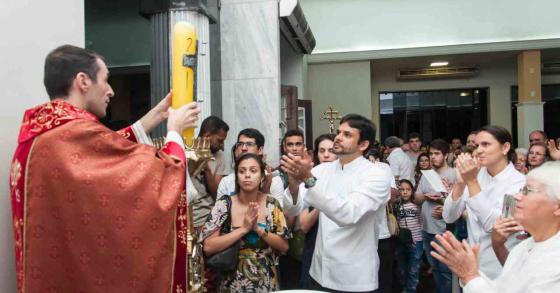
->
[152,135,211,292]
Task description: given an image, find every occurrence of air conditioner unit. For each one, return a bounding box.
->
[542,62,560,75]
[397,67,479,81]
[279,0,316,54]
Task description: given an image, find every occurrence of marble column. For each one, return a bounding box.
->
[516,50,543,148]
[517,102,545,148]
[220,0,281,166]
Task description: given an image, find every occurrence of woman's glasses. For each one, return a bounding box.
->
[519,185,539,196]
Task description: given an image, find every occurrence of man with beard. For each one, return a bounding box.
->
[280,114,392,292]
[414,139,456,293]
[190,116,230,228]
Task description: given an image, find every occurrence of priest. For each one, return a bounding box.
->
[8,45,200,292]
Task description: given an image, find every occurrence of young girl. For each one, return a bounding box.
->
[396,179,423,293]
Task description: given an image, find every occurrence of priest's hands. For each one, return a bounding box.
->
[430,231,480,285]
[140,92,172,133]
[167,99,201,134]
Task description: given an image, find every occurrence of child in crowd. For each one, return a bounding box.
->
[396,179,424,293]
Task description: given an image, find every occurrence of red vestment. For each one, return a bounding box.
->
[9,100,189,293]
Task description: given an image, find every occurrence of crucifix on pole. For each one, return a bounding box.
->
[321,105,342,134]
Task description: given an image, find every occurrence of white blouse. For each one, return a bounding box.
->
[443,162,526,279]
[464,231,560,293]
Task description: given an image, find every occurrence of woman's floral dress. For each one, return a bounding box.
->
[201,195,291,293]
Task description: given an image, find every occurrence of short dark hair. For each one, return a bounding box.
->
[339,114,376,154]
[281,129,305,155]
[283,129,304,142]
[237,128,265,148]
[479,125,515,162]
[199,116,229,136]
[399,179,414,190]
[234,153,265,194]
[429,139,450,155]
[44,45,102,99]
[313,133,336,165]
[408,132,421,141]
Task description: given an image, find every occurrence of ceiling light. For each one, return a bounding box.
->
[460,92,470,97]
[430,61,449,67]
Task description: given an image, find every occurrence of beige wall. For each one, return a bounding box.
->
[307,61,372,138]
[0,1,85,291]
[306,52,560,144]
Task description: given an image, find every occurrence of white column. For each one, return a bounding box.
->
[517,101,545,148]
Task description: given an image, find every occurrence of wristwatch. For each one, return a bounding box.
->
[303,176,318,188]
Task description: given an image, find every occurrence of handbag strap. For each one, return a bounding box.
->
[220,196,233,234]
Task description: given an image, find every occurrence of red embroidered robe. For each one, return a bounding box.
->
[9,100,189,293]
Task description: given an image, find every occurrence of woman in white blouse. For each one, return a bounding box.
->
[430,161,560,293]
[442,125,525,279]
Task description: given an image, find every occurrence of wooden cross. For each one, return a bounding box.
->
[321,105,342,134]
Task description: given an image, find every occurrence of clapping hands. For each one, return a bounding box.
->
[455,153,480,183]
[547,139,560,161]
[430,231,480,285]
[280,148,314,184]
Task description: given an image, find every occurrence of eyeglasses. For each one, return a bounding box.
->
[235,142,257,148]
[519,185,540,196]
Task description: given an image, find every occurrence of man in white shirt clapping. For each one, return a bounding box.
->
[280,114,392,292]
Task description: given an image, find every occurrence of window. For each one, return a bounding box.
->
[380,88,488,143]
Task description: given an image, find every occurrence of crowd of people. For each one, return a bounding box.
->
[191,113,560,293]
[9,44,560,293]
